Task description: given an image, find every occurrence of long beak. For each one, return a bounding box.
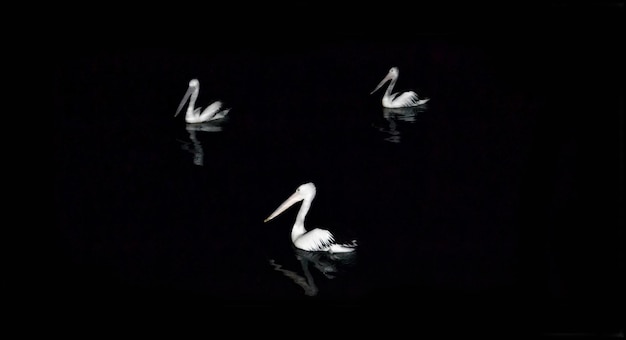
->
[175,86,193,117]
[370,74,392,95]
[264,191,303,222]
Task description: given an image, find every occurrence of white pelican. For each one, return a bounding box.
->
[175,79,230,123]
[370,67,430,108]
[264,182,357,253]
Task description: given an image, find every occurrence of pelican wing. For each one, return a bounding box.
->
[388,91,430,108]
[294,228,336,252]
[204,100,222,113]
[197,101,223,121]
[213,107,231,120]
[391,91,420,107]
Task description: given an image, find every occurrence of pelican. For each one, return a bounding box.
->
[370,67,430,108]
[175,79,230,123]
[264,182,357,253]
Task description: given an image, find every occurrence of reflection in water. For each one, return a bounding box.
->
[269,248,357,296]
[185,122,224,133]
[372,106,427,143]
[178,122,224,166]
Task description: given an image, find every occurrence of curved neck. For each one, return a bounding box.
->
[385,77,397,98]
[187,86,199,117]
[291,198,312,242]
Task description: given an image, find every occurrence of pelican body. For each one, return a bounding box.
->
[264,182,357,253]
[370,67,430,108]
[175,79,230,123]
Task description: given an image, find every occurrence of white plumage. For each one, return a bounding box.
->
[175,79,230,123]
[264,182,357,253]
[370,67,430,108]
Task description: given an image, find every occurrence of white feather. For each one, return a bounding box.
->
[264,182,358,254]
[371,67,430,108]
[175,79,230,123]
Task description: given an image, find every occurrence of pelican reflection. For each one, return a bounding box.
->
[269,248,357,297]
[178,121,225,166]
[373,106,427,143]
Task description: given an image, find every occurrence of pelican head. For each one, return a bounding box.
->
[264,182,316,222]
[370,67,399,94]
[175,79,201,117]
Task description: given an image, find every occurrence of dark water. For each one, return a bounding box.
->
[55,37,621,333]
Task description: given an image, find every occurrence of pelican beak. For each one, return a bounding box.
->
[370,73,392,95]
[175,86,193,117]
[264,191,303,222]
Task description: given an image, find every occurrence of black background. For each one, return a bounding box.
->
[54,2,622,336]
